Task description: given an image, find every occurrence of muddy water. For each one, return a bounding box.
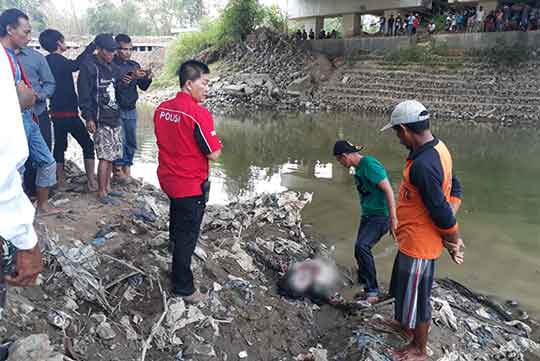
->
[97,105,540,316]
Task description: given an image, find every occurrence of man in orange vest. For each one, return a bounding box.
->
[380,100,464,361]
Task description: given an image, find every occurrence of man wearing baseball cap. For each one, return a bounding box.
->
[333,140,397,304]
[78,33,126,205]
[381,100,463,361]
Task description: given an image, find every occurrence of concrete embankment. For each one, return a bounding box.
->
[143,29,540,128]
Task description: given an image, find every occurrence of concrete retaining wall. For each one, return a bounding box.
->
[307,36,413,57]
[432,31,540,49]
[306,31,540,57]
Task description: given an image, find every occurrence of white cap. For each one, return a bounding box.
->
[380,100,430,131]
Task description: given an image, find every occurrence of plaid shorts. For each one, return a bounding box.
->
[95,126,122,161]
[390,251,435,329]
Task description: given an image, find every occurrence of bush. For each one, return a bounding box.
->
[157,0,291,86]
[221,0,264,41]
[384,46,433,65]
[261,5,287,33]
[156,18,226,86]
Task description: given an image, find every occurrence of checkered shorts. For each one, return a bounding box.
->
[95,126,122,161]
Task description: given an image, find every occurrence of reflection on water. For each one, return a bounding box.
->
[72,104,540,316]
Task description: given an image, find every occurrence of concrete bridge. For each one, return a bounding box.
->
[28,35,173,53]
[287,0,498,37]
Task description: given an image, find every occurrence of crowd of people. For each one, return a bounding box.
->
[1,6,467,361]
[295,28,339,40]
[379,13,422,36]
[445,4,540,33]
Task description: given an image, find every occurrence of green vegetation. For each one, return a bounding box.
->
[0,0,47,31]
[156,19,225,87]
[383,44,463,67]
[157,0,288,86]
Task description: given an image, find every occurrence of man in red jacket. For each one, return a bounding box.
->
[154,60,222,303]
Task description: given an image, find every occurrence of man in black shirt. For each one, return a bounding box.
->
[388,14,395,36]
[112,34,152,181]
[78,34,126,205]
[39,29,97,191]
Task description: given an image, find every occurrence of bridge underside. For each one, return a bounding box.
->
[288,0,498,37]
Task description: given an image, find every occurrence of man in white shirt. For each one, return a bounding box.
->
[0,43,43,293]
[476,6,485,32]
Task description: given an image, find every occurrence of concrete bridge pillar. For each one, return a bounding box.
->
[343,13,362,38]
[298,16,324,35]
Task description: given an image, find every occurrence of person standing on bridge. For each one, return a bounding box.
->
[154,60,222,303]
[380,100,464,361]
[39,29,98,191]
[112,34,153,182]
[333,140,397,304]
[388,14,395,36]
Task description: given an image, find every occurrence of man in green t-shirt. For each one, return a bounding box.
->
[333,140,398,303]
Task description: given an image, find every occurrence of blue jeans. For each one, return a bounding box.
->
[355,215,389,297]
[114,109,137,167]
[21,112,56,188]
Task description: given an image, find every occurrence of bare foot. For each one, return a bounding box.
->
[392,346,427,361]
[366,296,379,304]
[87,180,98,192]
[37,206,65,217]
[374,319,414,341]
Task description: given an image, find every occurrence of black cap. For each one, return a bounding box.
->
[94,33,118,51]
[333,140,364,156]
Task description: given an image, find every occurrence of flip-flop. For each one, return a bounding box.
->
[108,191,125,198]
[98,196,120,206]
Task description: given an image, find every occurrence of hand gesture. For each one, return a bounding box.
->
[16,81,36,110]
[135,68,146,79]
[444,237,465,265]
[389,214,398,240]
[86,120,97,134]
[122,73,134,84]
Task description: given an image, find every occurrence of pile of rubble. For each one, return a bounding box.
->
[200,28,329,112]
[1,163,538,360]
[322,278,540,361]
[142,28,330,111]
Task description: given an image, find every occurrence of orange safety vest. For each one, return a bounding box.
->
[396,140,459,260]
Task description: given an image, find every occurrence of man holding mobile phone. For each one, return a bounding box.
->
[112,34,152,181]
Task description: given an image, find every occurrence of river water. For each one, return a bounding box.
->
[82,105,540,316]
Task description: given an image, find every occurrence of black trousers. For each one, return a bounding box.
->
[355,215,389,296]
[52,116,95,163]
[169,195,205,296]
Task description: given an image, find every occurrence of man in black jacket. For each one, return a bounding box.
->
[39,29,97,191]
[77,33,125,205]
[112,34,152,180]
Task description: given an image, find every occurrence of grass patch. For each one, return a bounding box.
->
[383,44,463,68]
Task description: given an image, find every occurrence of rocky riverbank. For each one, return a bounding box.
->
[1,162,539,361]
[141,29,540,128]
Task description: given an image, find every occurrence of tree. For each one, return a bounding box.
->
[221,0,264,41]
[85,0,150,35]
[0,0,49,31]
[261,4,287,33]
[136,0,186,35]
